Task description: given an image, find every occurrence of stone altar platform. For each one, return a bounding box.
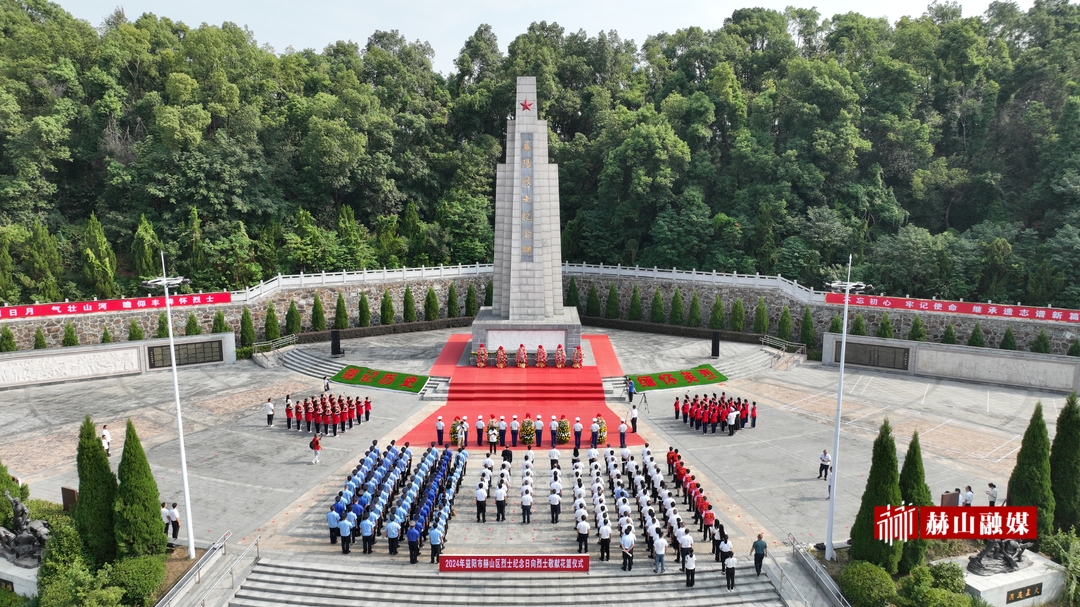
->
[941,553,1064,606]
[470,306,582,352]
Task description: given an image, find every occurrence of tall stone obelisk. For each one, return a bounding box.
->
[471,76,581,352]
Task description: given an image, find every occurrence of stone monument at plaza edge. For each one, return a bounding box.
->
[470,76,582,353]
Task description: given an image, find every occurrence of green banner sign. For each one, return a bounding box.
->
[331,365,429,393]
[632,364,727,392]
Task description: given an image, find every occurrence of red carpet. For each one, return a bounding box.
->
[584,334,623,377]
[398,364,644,450]
[429,334,469,377]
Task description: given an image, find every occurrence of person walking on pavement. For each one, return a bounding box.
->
[311,434,322,464]
[101,425,112,456]
[264,398,275,427]
[750,533,768,576]
[630,405,638,433]
[818,449,831,480]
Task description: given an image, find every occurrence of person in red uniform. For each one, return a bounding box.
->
[331,403,340,437]
[740,403,749,430]
[674,397,681,420]
[305,400,314,433]
[316,402,326,435]
[364,397,372,422]
[710,406,720,434]
[285,399,294,430]
[681,399,690,424]
[750,403,757,428]
[348,398,356,429]
[702,503,715,538]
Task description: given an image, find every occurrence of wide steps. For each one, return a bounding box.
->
[281,349,344,379]
[230,559,782,607]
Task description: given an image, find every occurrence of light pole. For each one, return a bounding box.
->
[141,252,196,559]
[823,255,871,561]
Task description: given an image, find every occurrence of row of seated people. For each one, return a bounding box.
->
[675,392,758,436]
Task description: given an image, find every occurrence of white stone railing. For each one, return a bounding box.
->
[563,262,827,304]
[226,261,825,305]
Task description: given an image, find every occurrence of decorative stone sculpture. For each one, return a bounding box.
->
[967,539,1034,576]
[0,490,49,568]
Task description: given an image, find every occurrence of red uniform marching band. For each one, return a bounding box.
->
[673,392,757,436]
[280,392,374,437]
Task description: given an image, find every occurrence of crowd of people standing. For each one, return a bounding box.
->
[674,392,756,436]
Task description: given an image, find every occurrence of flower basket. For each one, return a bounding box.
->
[556,418,571,444]
[519,419,535,445]
[476,344,488,368]
[450,419,465,446]
[496,346,507,368]
[535,345,547,368]
[571,346,583,369]
[555,345,565,368]
[516,344,527,368]
[597,417,608,444]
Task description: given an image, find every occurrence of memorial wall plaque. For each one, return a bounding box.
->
[148,340,223,369]
[833,340,910,370]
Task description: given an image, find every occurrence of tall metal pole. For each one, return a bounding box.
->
[160,252,197,559]
[825,255,854,561]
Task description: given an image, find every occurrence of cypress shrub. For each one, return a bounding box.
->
[129,319,144,341]
[649,287,664,323]
[484,281,493,306]
[669,287,684,325]
[310,293,326,331]
[75,416,117,566]
[967,322,985,347]
[101,327,113,343]
[284,300,301,335]
[752,297,769,334]
[1068,341,1080,357]
[184,313,202,336]
[604,284,621,319]
[36,511,82,590]
[565,277,580,308]
[240,308,254,346]
[838,561,896,607]
[585,285,600,317]
[264,305,280,340]
[211,310,228,333]
[1031,329,1051,354]
[686,292,702,327]
[34,327,47,349]
[628,285,643,321]
[155,313,169,339]
[940,324,957,344]
[849,418,904,573]
[898,432,933,574]
[850,314,867,336]
[1007,403,1055,542]
[999,326,1017,350]
[0,326,15,352]
[875,312,894,339]
[1051,392,1080,532]
[334,292,348,329]
[114,420,167,557]
[730,299,746,331]
[800,307,815,347]
[107,554,166,607]
[907,316,926,341]
[403,285,417,322]
[380,290,394,325]
[0,457,23,527]
[828,313,842,334]
[447,283,459,318]
[358,293,371,327]
[465,284,478,316]
[424,287,438,321]
[777,306,792,341]
[62,322,79,346]
[708,295,725,330]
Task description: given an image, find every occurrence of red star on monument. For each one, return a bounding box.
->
[520,98,533,112]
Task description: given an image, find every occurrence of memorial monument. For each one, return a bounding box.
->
[471,76,582,353]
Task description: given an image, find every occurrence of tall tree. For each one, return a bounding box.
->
[800,307,814,346]
[284,300,301,335]
[907,316,926,341]
[447,283,459,318]
[212,310,228,333]
[403,285,417,322]
[75,416,117,566]
[1007,403,1055,542]
[380,290,394,325]
[1000,327,1017,350]
[265,305,280,340]
[875,312,894,339]
[465,284,478,316]
[358,293,371,327]
[1050,393,1080,532]
[424,287,438,321]
[585,284,600,317]
[898,432,933,574]
[628,286,643,321]
[650,287,665,323]
[131,215,161,280]
[850,314,867,336]
[62,322,78,346]
[565,278,580,308]
[334,293,349,329]
[311,293,326,331]
[82,213,116,299]
[849,418,904,573]
[753,297,769,334]
[114,420,167,557]
[669,287,684,325]
[605,285,621,319]
[240,308,255,346]
[686,292,702,327]
[0,326,15,352]
[777,305,792,341]
[709,295,725,330]
[941,324,957,344]
[184,313,201,336]
[967,322,985,347]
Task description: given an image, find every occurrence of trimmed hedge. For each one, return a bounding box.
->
[106,554,166,607]
[838,560,896,607]
[294,316,474,344]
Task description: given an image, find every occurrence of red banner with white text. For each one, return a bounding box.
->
[439,555,590,572]
[825,293,1080,324]
[874,505,1037,543]
[0,292,232,320]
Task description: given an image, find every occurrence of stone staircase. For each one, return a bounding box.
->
[229,558,785,607]
[280,348,346,380]
[714,347,785,381]
[418,376,451,401]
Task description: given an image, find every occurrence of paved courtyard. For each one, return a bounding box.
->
[0,327,1062,574]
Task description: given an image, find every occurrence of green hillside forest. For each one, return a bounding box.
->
[1,0,1079,307]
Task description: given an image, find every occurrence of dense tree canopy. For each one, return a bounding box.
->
[2,0,1080,306]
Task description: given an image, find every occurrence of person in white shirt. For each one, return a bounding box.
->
[549,416,558,448]
[589,419,600,448]
[684,548,697,587]
[101,425,112,457]
[573,418,584,450]
[587,446,599,462]
[160,502,170,537]
[534,414,544,447]
[630,405,639,433]
[618,421,628,448]
[678,527,695,571]
[550,477,563,497]
[435,416,445,446]
[576,516,591,553]
[548,491,562,524]
[598,519,612,561]
[549,447,560,469]
[167,502,180,541]
[264,398,275,427]
[475,483,488,523]
[620,528,635,571]
[521,489,533,523]
[510,415,520,447]
[964,485,974,506]
[727,409,738,436]
[653,533,668,573]
[719,536,734,572]
[818,449,831,480]
[494,483,508,521]
[724,552,738,590]
[986,483,998,506]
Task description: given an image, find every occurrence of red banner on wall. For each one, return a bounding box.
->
[439,555,590,572]
[874,505,1037,543]
[0,292,233,320]
[824,292,1080,324]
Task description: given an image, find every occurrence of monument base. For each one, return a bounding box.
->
[939,553,1064,607]
[470,307,582,352]
[0,559,37,597]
